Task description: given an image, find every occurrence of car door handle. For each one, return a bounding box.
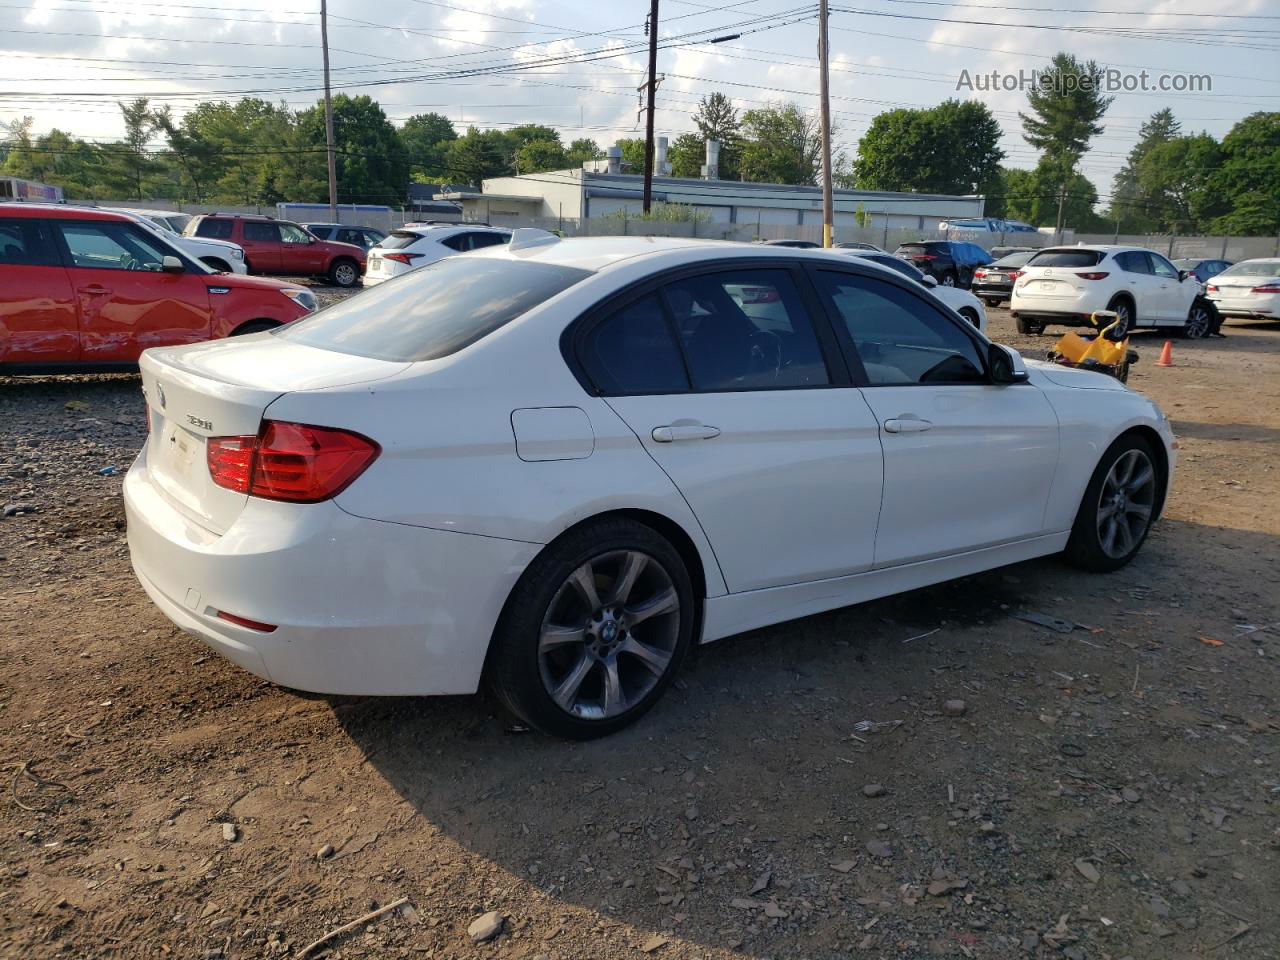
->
[652,423,721,443]
[883,416,933,434]
[79,285,110,295]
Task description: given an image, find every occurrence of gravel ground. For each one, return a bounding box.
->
[1,289,1277,960]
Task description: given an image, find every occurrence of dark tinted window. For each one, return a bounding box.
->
[336,228,364,246]
[993,252,1035,268]
[194,218,234,240]
[664,270,830,391]
[817,271,985,386]
[1028,249,1104,268]
[243,222,280,243]
[584,295,689,395]
[308,226,333,239]
[470,232,509,250]
[1115,251,1151,274]
[276,257,591,361]
[441,232,472,251]
[0,218,58,266]
[895,243,938,256]
[380,230,427,250]
[862,253,924,282]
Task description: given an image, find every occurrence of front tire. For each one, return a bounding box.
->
[329,258,359,288]
[940,271,957,287]
[983,297,1003,308]
[1064,434,1160,572]
[488,518,695,739]
[1182,298,1214,339]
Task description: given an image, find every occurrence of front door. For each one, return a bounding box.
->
[53,219,213,364]
[1147,251,1193,322]
[278,222,326,273]
[578,266,884,593]
[812,268,1059,567]
[0,217,80,364]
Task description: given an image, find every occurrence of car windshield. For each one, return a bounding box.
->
[1217,260,1280,278]
[1027,249,1104,267]
[378,230,431,250]
[275,257,593,361]
[993,252,1035,267]
[895,244,933,254]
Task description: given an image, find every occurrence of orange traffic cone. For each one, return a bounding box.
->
[1155,341,1174,367]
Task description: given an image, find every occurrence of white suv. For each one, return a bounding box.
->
[1011,245,1215,338]
[105,207,248,274]
[364,224,511,286]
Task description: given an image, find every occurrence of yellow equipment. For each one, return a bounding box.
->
[1047,310,1139,383]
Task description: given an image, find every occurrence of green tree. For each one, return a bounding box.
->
[2,117,36,178]
[516,138,567,173]
[1136,133,1225,232]
[444,127,510,185]
[564,138,603,168]
[667,132,705,178]
[1209,112,1280,235]
[399,112,457,180]
[691,92,740,180]
[1019,53,1112,230]
[615,138,647,173]
[104,98,163,199]
[855,99,1004,194]
[1108,108,1180,232]
[294,94,407,204]
[996,162,1105,230]
[738,103,821,185]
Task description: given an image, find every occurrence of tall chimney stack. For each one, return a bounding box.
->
[701,139,720,180]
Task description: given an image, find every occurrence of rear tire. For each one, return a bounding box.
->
[487,517,695,740]
[1064,434,1160,572]
[1015,316,1046,335]
[983,297,1003,308]
[1105,295,1134,338]
[329,258,359,288]
[940,271,957,287]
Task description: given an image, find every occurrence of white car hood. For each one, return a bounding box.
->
[1025,357,1129,391]
[188,237,243,252]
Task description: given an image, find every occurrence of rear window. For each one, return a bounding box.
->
[1027,249,1104,268]
[895,243,936,254]
[275,257,592,361]
[379,230,430,250]
[993,252,1035,267]
[1218,260,1280,278]
[194,218,234,240]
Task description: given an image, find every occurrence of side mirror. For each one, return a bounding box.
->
[989,343,1030,384]
[921,274,938,288]
[161,255,184,274]
[1177,269,1188,281]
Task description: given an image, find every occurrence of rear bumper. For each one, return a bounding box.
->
[1208,295,1277,319]
[124,445,538,695]
[972,283,1012,299]
[1010,310,1093,328]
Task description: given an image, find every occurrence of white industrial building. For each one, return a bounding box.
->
[437,139,985,237]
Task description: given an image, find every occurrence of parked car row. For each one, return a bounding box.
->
[185,213,367,287]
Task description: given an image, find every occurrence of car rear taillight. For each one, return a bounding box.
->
[738,286,780,304]
[1252,284,1280,294]
[216,610,278,633]
[207,421,380,503]
[1206,284,1218,293]
[382,252,422,265]
[973,270,987,279]
[1076,272,1110,280]
[1009,270,1023,279]
[911,254,937,260]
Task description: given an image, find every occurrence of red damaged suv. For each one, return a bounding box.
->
[184,213,366,288]
[0,204,317,373]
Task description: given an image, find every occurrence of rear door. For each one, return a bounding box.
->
[0,217,79,364]
[812,268,1059,567]
[577,263,884,592]
[52,219,213,364]
[239,221,283,272]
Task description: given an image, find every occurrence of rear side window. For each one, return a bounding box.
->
[1028,249,1103,268]
[275,257,592,361]
[441,232,473,251]
[583,294,690,395]
[1115,251,1150,274]
[380,230,427,250]
[194,218,234,240]
[0,218,59,266]
[470,232,510,250]
[243,222,280,243]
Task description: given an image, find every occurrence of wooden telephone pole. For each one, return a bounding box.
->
[818,0,834,247]
[321,0,338,221]
[642,0,659,214]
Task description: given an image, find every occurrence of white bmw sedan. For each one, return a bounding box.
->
[126,234,1175,739]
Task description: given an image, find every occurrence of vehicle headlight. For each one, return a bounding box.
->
[230,248,244,261]
[281,288,317,313]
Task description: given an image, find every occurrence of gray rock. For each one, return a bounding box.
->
[865,840,893,858]
[862,783,887,798]
[1122,787,1142,803]
[220,823,238,842]
[468,911,504,943]
[2,502,37,518]
[942,699,968,717]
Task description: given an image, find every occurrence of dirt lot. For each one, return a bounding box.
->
[1,295,1277,960]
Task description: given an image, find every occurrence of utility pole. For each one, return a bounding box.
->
[817,0,834,248]
[641,0,659,214]
[1054,176,1067,243]
[321,0,338,221]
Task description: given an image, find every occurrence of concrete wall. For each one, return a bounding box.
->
[479,171,583,219]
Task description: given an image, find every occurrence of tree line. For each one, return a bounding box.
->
[2,52,1277,235]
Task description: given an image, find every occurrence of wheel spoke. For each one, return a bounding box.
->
[609,551,648,606]
[1126,501,1152,521]
[539,623,585,653]
[1100,517,1119,555]
[568,562,601,610]
[1127,464,1154,493]
[1098,500,1120,520]
[552,654,594,711]
[602,656,627,716]
[619,636,673,676]
[625,586,678,626]
[1114,516,1134,554]
[1114,451,1136,486]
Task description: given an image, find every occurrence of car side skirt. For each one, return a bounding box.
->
[701,531,1070,643]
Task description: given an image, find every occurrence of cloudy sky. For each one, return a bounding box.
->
[4,0,1278,199]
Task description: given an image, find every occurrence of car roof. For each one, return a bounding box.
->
[0,202,133,222]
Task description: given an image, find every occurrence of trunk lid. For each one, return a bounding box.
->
[139,335,410,534]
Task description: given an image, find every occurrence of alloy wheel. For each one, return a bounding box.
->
[1096,448,1156,559]
[1184,305,1211,339]
[334,263,357,286]
[538,550,680,720]
[941,274,956,286]
[1110,303,1132,338]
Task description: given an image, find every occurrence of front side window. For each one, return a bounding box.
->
[242,222,280,243]
[1148,253,1179,279]
[279,223,311,244]
[816,271,986,386]
[193,218,234,240]
[0,218,59,266]
[276,257,592,361]
[57,221,175,272]
[664,270,830,391]
[582,294,690,395]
